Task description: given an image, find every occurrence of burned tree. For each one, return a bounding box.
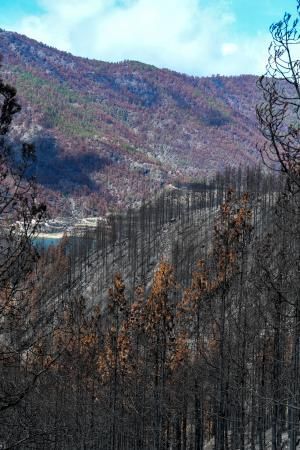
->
[256,1,300,193]
[0,56,47,420]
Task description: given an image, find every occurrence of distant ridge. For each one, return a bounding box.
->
[0,29,263,215]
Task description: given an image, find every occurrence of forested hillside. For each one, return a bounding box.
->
[0,29,263,214]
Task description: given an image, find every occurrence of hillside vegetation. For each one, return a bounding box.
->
[0,29,263,214]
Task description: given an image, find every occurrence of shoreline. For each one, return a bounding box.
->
[35,232,65,240]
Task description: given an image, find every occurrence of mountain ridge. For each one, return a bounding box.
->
[0,29,264,215]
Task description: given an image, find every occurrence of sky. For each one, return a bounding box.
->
[0,0,298,76]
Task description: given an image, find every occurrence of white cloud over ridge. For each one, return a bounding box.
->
[14,0,270,76]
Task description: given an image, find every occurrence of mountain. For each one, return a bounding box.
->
[0,29,264,215]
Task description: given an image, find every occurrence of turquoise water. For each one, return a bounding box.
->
[33,235,89,253]
[34,237,61,249]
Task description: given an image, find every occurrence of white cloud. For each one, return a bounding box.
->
[11,0,270,75]
[221,43,238,56]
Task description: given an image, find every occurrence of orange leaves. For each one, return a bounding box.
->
[80,333,97,350]
[128,287,145,332]
[97,273,134,383]
[213,189,252,282]
[97,326,133,383]
[117,330,132,372]
[169,332,190,371]
[150,261,176,298]
[191,260,209,293]
[144,261,176,335]
[97,337,115,383]
[177,260,212,322]
[174,190,253,370]
[108,272,127,315]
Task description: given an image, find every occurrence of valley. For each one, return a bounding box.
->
[0,4,300,448]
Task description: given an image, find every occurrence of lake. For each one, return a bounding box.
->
[34,236,61,249]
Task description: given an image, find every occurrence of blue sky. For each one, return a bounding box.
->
[0,0,298,75]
